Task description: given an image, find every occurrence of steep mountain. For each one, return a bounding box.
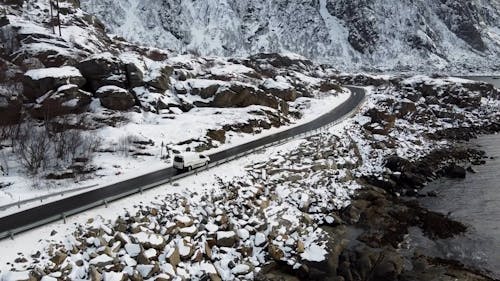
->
[80,0,500,72]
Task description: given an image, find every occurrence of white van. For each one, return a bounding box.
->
[173,153,210,171]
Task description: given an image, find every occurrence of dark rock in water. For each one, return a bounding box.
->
[427,191,438,197]
[445,164,466,179]
[466,166,477,174]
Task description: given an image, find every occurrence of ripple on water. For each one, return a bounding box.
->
[416,134,500,278]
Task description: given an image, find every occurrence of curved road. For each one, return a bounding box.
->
[0,87,365,239]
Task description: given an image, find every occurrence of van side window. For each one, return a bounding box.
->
[200,155,206,158]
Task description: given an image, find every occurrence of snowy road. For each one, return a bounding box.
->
[0,87,365,240]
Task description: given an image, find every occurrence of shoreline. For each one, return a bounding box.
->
[1,75,498,281]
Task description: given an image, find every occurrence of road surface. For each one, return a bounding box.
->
[0,87,365,239]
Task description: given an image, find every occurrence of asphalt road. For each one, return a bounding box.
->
[0,87,365,239]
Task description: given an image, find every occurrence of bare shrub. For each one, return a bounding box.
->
[52,129,84,162]
[16,122,52,174]
[77,134,102,161]
[116,134,139,157]
[0,123,21,147]
[0,150,8,176]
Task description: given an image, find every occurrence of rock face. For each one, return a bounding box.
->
[30,84,93,119]
[0,59,23,125]
[145,65,172,91]
[23,66,86,100]
[96,86,136,110]
[0,94,22,125]
[77,54,128,92]
[213,84,279,109]
[81,0,500,71]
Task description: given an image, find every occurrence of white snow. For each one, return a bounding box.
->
[262,78,293,91]
[96,85,128,94]
[124,243,140,257]
[217,231,236,240]
[89,254,113,265]
[25,66,82,80]
[300,243,327,262]
[210,64,255,76]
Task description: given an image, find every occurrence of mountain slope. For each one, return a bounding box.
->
[80,0,500,72]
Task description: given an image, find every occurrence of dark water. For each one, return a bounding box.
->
[415,134,500,278]
[461,76,500,88]
[404,77,500,278]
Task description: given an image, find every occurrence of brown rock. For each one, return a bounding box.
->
[207,129,226,143]
[167,247,181,268]
[205,242,213,259]
[216,231,237,248]
[297,240,305,254]
[96,86,136,111]
[213,84,279,109]
[268,244,285,261]
[51,251,67,266]
[29,84,92,119]
[89,266,101,281]
[209,273,222,281]
[146,65,173,91]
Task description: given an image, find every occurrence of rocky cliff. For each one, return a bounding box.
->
[81,0,500,72]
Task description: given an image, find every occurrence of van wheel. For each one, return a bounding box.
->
[205,161,209,167]
[187,166,192,171]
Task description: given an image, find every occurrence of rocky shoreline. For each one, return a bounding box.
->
[2,76,499,281]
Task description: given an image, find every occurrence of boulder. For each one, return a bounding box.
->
[77,54,127,92]
[146,65,173,91]
[23,66,86,101]
[96,86,136,110]
[0,94,22,125]
[89,266,101,281]
[445,164,466,179]
[89,254,114,267]
[126,63,144,89]
[213,84,279,109]
[0,15,9,28]
[29,84,92,118]
[268,244,284,261]
[216,231,237,247]
[50,251,67,266]
[167,247,180,268]
[261,78,297,102]
[188,80,221,99]
[207,129,226,143]
[397,100,417,117]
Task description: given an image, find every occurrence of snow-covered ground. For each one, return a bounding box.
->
[0,118,356,279]
[1,75,498,280]
[0,91,349,215]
